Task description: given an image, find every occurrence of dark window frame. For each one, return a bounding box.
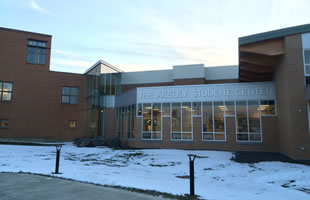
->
[61,86,79,105]
[0,81,13,102]
[27,39,47,65]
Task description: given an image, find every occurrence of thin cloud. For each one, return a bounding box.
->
[30,0,50,14]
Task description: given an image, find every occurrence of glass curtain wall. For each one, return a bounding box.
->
[85,63,121,138]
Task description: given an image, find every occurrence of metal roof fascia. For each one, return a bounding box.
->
[239,24,310,45]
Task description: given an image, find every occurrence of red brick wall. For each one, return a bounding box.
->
[0,28,85,140]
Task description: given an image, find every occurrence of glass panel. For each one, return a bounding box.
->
[0,82,2,91]
[62,87,71,95]
[202,102,213,132]
[143,132,151,139]
[122,107,126,137]
[172,132,181,139]
[71,87,79,95]
[225,101,235,115]
[62,96,70,104]
[237,134,248,141]
[131,105,135,138]
[111,75,116,95]
[192,102,201,115]
[214,101,224,132]
[70,96,78,104]
[305,50,310,64]
[215,133,225,140]
[236,101,248,133]
[172,103,181,132]
[37,49,46,64]
[182,132,192,140]
[143,103,151,132]
[105,74,111,95]
[152,132,161,139]
[250,134,261,141]
[2,83,12,92]
[162,103,170,116]
[127,106,131,138]
[260,100,276,115]
[137,103,142,116]
[152,103,161,132]
[2,92,11,101]
[305,65,310,75]
[182,102,192,132]
[248,101,260,133]
[27,47,36,63]
[203,133,213,140]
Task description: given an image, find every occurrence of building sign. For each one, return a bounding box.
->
[137,82,276,103]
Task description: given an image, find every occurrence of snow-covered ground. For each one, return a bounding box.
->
[0,144,309,200]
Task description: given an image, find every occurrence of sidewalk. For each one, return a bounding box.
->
[0,173,171,200]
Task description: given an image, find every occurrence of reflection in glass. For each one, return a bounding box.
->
[192,102,201,115]
[172,103,181,132]
[202,102,213,132]
[248,101,260,133]
[162,103,170,116]
[225,101,235,115]
[260,100,275,115]
[152,103,161,132]
[214,101,224,132]
[236,101,248,133]
[182,102,192,132]
[143,104,151,132]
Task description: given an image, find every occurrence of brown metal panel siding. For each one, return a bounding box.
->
[275,34,310,159]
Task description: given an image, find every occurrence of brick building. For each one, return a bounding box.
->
[1,24,310,160]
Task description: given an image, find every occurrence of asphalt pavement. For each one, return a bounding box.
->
[0,173,171,200]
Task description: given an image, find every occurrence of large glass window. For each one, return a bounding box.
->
[202,102,225,141]
[172,103,181,139]
[171,102,192,140]
[192,102,201,116]
[236,100,263,142]
[0,82,13,101]
[142,103,162,140]
[202,102,213,140]
[27,40,47,64]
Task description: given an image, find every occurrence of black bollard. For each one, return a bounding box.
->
[188,154,197,196]
[54,145,62,174]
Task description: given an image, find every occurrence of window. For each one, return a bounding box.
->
[202,101,226,141]
[62,87,79,104]
[192,102,201,116]
[27,40,47,64]
[236,101,262,142]
[304,49,310,76]
[0,82,13,101]
[162,103,171,116]
[171,102,192,140]
[142,103,162,140]
[69,120,77,128]
[259,100,276,115]
[0,120,9,129]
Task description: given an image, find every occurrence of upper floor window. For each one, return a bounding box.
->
[27,40,47,64]
[304,49,310,76]
[62,87,79,104]
[0,82,13,101]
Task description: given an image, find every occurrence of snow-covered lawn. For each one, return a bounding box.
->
[0,144,309,200]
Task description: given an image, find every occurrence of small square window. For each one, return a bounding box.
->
[27,40,47,65]
[0,82,13,102]
[69,121,77,128]
[0,120,9,129]
[62,87,79,104]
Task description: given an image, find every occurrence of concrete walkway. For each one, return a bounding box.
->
[0,173,171,200]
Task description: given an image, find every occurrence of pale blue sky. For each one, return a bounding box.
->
[1,0,310,73]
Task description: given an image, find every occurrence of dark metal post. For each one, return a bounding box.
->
[188,154,197,196]
[55,145,62,174]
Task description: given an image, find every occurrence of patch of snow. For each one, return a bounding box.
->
[0,144,309,200]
